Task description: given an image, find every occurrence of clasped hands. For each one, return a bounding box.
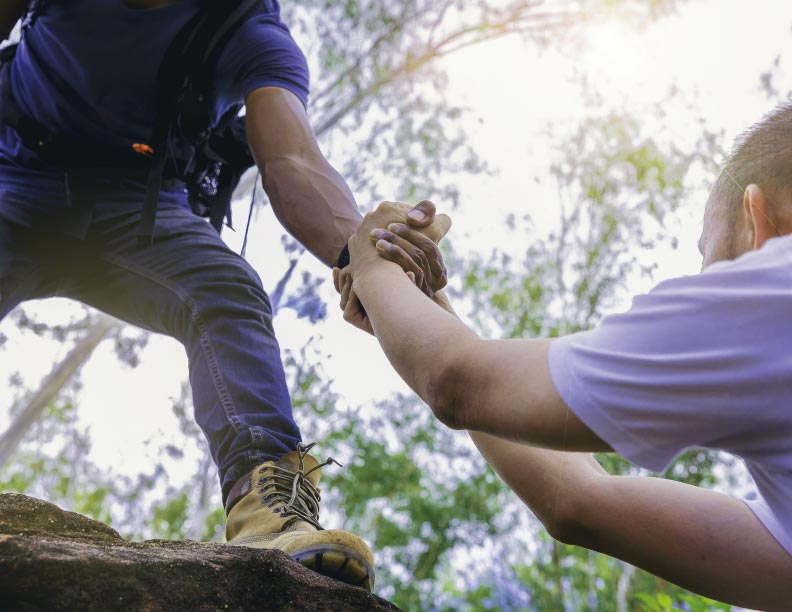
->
[332,200,452,334]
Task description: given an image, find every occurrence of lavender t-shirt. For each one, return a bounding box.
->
[548,235,792,556]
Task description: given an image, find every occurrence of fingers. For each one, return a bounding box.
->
[371,227,430,276]
[404,200,452,242]
[342,287,374,335]
[405,200,436,228]
[338,267,352,310]
[339,265,351,290]
[373,238,426,289]
[423,213,452,243]
[332,267,340,293]
[386,223,448,290]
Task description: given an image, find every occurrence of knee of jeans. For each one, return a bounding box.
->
[180,259,273,329]
[220,257,273,313]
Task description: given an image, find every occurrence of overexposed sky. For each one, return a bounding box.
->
[1,0,790,489]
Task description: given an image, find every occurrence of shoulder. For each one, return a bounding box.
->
[221,1,304,59]
[215,1,309,108]
[640,234,792,312]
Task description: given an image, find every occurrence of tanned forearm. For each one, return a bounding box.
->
[361,237,792,610]
[245,86,362,267]
[352,261,478,415]
[470,431,605,530]
[350,250,602,450]
[0,0,26,40]
[262,154,361,267]
[359,267,792,607]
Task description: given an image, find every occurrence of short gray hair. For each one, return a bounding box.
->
[713,100,792,227]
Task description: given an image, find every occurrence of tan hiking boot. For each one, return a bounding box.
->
[225,443,375,591]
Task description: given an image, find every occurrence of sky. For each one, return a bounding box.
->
[1,0,791,510]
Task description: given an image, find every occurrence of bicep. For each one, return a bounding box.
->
[457,338,611,452]
[245,86,322,166]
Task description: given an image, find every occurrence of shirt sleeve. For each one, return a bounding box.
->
[214,4,310,113]
[547,249,792,472]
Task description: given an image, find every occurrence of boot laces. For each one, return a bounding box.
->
[258,442,341,531]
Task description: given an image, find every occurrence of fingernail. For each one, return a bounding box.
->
[370,229,384,239]
[376,239,390,250]
[408,210,425,222]
[388,223,404,232]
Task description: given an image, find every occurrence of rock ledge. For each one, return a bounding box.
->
[0,493,402,612]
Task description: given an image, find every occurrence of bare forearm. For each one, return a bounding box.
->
[471,432,792,608]
[352,254,602,450]
[353,263,478,413]
[263,155,362,266]
[470,431,605,530]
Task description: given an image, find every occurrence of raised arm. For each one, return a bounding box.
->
[348,212,792,609]
[347,203,605,451]
[245,86,361,266]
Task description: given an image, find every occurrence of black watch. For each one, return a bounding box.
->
[336,244,350,269]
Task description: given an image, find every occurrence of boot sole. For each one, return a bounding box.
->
[290,543,375,592]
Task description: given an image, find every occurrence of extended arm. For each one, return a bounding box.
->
[350,214,792,609]
[471,432,792,610]
[245,86,361,266]
[347,205,605,450]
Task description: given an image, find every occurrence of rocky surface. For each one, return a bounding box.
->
[0,493,402,612]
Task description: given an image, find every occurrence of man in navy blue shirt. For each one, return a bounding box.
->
[0,0,445,591]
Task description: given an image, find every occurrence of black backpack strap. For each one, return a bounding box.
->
[192,0,263,88]
[210,164,239,232]
[136,6,207,246]
[21,0,50,31]
[138,0,260,245]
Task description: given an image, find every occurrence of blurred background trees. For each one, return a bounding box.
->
[1,0,787,610]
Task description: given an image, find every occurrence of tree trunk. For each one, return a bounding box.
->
[185,450,216,542]
[0,314,119,470]
[616,562,636,612]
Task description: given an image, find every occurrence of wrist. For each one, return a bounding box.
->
[336,244,350,269]
[348,232,379,272]
[351,256,400,293]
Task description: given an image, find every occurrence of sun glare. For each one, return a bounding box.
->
[584,21,644,85]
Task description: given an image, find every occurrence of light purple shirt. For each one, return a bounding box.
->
[548,235,792,556]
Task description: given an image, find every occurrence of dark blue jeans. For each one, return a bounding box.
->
[0,170,302,504]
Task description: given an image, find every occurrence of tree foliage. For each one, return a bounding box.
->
[0,1,753,610]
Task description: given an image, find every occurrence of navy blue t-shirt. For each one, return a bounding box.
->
[0,0,310,226]
[3,0,309,162]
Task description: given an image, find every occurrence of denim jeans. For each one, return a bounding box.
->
[0,168,302,504]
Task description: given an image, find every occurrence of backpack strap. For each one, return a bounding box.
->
[138,0,261,244]
[137,7,207,245]
[21,0,50,31]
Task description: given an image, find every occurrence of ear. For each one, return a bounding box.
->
[743,184,775,250]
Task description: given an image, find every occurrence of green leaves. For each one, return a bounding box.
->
[1,1,746,609]
[635,592,675,612]
[635,591,731,612]
[146,491,190,541]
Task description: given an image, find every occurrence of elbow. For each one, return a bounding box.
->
[540,484,601,548]
[544,511,590,547]
[425,340,478,431]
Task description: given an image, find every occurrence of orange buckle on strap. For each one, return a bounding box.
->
[132,143,155,158]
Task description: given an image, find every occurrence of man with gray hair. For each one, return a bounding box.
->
[336,103,792,609]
